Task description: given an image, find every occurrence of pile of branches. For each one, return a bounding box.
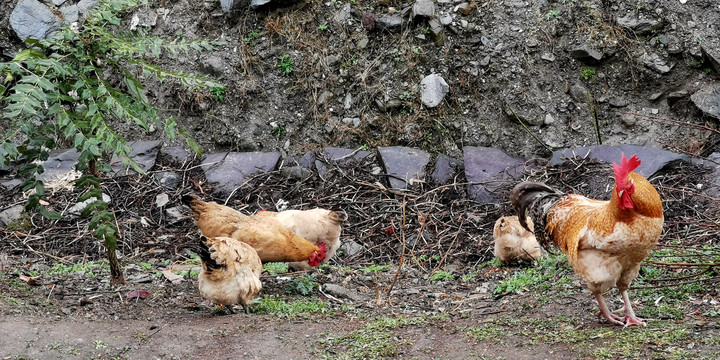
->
[0,152,717,276]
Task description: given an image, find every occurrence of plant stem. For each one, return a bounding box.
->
[586,90,602,145]
[507,105,553,153]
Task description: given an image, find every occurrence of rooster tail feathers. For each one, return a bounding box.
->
[510,182,557,231]
[510,181,562,251]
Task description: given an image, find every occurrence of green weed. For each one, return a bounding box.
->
[429,271,454,282]
[580,65,597,80]
[494,254,571,295]
[48,260,109,278]
[244,30,260,44]
[286,274,317,295]
[277,54,293,75]
[546,9,561,19]
[210,86,226,103]
[263,262,289,275]
[362,264,390,274]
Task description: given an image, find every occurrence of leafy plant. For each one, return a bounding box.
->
[580,65,597,80]
[277,54,293,75]
[362,264,390,274]
[318,23,328,31]
[430,270,455,282]
[243,30,260,44]
[286,274,317,295]
[253,295,327,318]
[262,262,288,275]
[0,0,223,284]
[546,9,561,19]
[494,254,571,294]
[209,86,226,103]
[272,125,286,138]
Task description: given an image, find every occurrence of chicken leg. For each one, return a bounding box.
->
[594,293,624,326]
[242,304,250,314]
[620,290,646,327]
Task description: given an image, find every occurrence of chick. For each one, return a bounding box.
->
[493,216,543,264]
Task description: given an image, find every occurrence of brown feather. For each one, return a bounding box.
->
[184,196,321,263]
[252,208,346,270]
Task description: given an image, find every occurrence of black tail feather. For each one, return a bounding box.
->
[196,236,221,273]
[509,182,557,232]
[182,194,199,207]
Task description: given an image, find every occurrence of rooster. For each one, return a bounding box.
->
[196,236,262,314]
[183,195,327,266]
[510,153,663,326]
[252,208,347,270]
[493,216,543,264]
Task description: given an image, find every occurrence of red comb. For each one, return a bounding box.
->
[613,153,641,188]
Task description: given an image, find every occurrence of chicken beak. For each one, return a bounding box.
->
[618,189,624,198]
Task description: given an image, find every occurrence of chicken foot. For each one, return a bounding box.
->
[594,293,624,326]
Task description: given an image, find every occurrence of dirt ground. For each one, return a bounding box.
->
[1,257,719,359]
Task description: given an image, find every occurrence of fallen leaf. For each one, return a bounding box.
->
[127,290,150,300]
[19,274,41,286]
[161,269,184,284]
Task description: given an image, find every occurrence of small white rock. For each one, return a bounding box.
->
[155,193,170,208]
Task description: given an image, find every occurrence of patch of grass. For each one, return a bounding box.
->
[243,30,260,44]
[47,260,109,278]
[493,253,571,295]
[0,294,21,305]
[262,262,289,275]
[272,125,286,138]
[253,295,328,318]
[132,331,148,342]
[477,314,695,359]
[641,303,684,320]
[277,54,293,75]
[210,86,226,103]
[580,65,597,80]
[286,274,317,295]
[636,245,720,306]
[362,264,390,274]
[429,271,455,282]
[318,317,425,359]
[466,324,504,342]
[480,257,503,268]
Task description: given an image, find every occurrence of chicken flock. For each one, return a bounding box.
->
[183,153,664,327]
